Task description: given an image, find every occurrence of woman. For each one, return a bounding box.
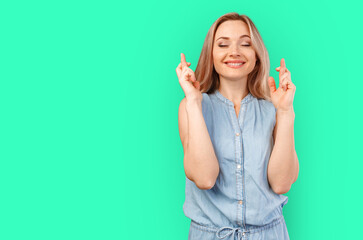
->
[176,12,299,240]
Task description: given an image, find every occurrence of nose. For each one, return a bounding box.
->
[229,44,241,57]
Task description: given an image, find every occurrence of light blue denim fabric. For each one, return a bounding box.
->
[183,89,289,240]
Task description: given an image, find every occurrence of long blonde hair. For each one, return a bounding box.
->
[195,12,272,101]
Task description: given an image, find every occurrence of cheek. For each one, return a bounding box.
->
[213,52,224,69]
[213,50,222,60]
[246,51,257,67]
[247,50,256,60]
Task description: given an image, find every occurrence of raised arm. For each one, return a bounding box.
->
[177,53,219,190]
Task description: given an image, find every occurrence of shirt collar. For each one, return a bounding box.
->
[214,89,254,106]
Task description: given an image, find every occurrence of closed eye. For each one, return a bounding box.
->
[218,44,250,47]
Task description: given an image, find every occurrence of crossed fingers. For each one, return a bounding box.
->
[275,59,295,92]
[176,53,192,81]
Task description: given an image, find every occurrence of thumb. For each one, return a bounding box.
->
[268,76,276,93]
[193,81,200,91]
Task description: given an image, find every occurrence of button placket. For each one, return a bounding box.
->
[216,90,250,227]
[236,133,241,170]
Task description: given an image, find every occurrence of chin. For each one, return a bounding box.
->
[223,74,248,81]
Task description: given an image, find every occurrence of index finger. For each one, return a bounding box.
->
[181,53,188,68]
[280,58,286,68]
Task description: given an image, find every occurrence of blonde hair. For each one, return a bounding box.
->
[195,12,272,101]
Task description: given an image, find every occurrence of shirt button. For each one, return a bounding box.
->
[237,164,241,169]
[236,133,240,136]
[239,200,243,204]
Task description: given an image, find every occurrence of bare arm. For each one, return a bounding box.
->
[178,96,220,190]
[267,109,299,194]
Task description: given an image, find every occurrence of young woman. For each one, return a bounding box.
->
[176,12,299,240]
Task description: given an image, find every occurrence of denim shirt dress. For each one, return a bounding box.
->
[183,90,290,240]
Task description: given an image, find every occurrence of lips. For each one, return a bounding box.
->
[224,60,246,64]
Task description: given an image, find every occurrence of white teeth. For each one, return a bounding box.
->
[226,62,244,66]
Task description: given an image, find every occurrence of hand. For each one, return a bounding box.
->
[267,58,296,112]
[176,53,202,101]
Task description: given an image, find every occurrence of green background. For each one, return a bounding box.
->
[1,0,362,239]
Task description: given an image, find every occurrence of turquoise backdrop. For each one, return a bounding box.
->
[1,0,362,239]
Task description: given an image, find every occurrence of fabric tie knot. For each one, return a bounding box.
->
[216,226,248,239]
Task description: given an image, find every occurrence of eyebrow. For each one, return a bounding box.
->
[216,35,251,41]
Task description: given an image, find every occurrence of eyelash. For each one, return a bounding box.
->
[218,44,250,47]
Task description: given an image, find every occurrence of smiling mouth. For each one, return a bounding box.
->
[225,62,245,68]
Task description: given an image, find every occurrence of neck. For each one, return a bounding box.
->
[218,77,249,105]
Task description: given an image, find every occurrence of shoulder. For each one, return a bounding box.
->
[255,98,277,126]
[202,92,211,102]
[179,93,212,113]
[256,98,277,114]
[201,92,213,114]
[201,92,213,107]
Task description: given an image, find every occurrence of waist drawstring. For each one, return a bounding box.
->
[191,216,284,239]
[216,226,248,239]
